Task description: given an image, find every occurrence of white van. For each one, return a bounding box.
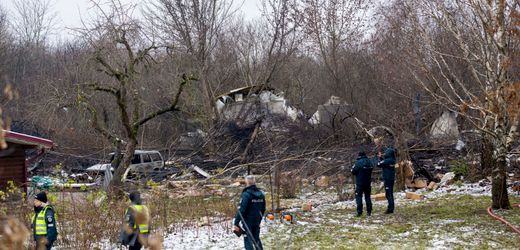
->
[86,150,165,179]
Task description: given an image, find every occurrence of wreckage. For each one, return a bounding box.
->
[215,85,302,127]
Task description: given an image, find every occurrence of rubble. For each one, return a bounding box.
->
[405,192,424,200]
[302,201,312,212]
[427,181,439,190]
[215,85,302,125]
[371,193,386,201]
[315,176,330,187]
[228,182,241,187]
[413,178,428,189]
[309,96,354,126]
[430,111,460,141]
[439,172,456,186]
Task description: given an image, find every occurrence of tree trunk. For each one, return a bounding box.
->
[491,154,510,209]
[394,134,409,191]
[480,135,494,177]
[109,138,138,196]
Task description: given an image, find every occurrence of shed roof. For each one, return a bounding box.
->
[3,130,54,149]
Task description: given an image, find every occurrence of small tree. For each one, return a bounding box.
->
[392,0,519,208]
[77,0,195,193]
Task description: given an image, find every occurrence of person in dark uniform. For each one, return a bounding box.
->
[31,192,57,250]
[120,191,150,250]
[377,147,396,214]
[351,151,373,216]
[233,175,266,250]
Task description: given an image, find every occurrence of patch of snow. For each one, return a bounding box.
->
[163,221,243,250]
[434,219,463,225]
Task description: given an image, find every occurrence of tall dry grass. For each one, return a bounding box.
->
[0,180,236,250]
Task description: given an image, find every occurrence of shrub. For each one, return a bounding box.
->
[450,159,468,177]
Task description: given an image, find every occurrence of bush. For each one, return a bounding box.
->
[450,159,468,177]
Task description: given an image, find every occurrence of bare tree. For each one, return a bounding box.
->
[76,0,194,193]
[0,5,12,149]
[145,0,236,124]
[11,0,57,46]
[233,0,301,85]
[300,0,370,104]
[394,0,519,208]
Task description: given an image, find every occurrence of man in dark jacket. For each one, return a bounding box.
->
[351,151,373,216]
[377,147,396,214]
[120,191,150,250]
[233,175,266,250]
[31,192,57,250]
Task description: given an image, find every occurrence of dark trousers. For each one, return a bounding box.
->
[34,237,54,250]
[384,178,395,212]
[244,225,263,250]
[355,185,372,215]
[129,238,143,250]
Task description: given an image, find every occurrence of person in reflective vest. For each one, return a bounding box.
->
[120,191,150,250]
[31,192,57,250]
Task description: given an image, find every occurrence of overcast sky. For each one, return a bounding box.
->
[0,0,263,41]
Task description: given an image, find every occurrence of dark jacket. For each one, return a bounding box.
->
[120,201,149,246]
[32,205,58,241]
[234,185,266,227]
[377,147,396,180]
[351,155,373,186]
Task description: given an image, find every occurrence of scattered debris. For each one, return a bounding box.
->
[371,193,386,201]
[309,96,354,126]
[430,111,460,141]
[229,182,242,188]
[315,176,330,188]
[190,165,211,179]
[439,172,456,187]
[413,178,428,189]
[302,201,312,212]
[427,181,439,190]
[215,85,302,124]
[405,192,424,200]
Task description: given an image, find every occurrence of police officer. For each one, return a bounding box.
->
[120,191,150,250]
[233,175,266,250]
[31,191,57,250]
[377,147,396,214]
[351,151,373,217]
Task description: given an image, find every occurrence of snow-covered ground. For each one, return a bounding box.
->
[163,222,243,250]
[156,183,519,249]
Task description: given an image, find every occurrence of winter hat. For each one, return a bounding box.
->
[358,151,367,157]
[35,192,47,203]
[129,191,141,204]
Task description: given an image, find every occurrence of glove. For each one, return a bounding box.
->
[232,225,244,237]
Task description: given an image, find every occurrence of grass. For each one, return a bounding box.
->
[262,194,520,250]
[2,181,519,249]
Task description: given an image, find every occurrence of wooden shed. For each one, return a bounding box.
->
[0,130,53,192]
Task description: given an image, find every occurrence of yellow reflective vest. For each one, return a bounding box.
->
[125,204,149,233]
[32,206,50,235]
